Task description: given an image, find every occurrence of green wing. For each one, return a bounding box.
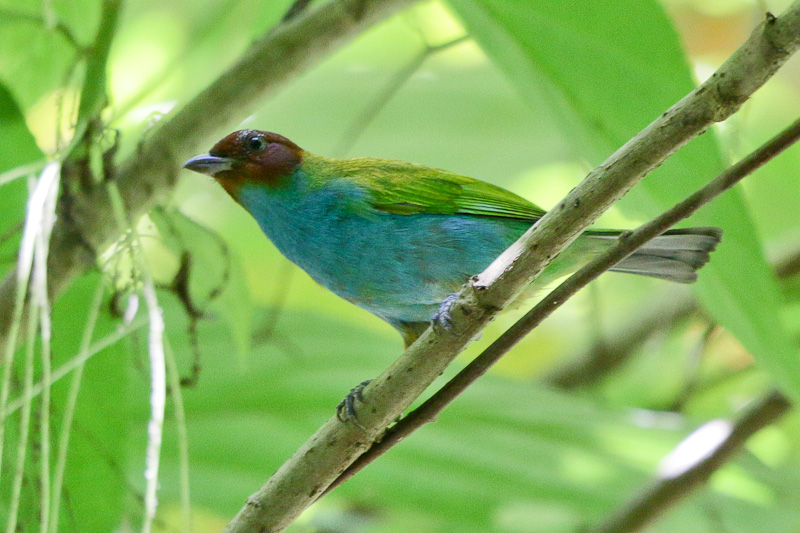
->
[318,157,545,221]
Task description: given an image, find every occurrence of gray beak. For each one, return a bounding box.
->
[183,154,236,176]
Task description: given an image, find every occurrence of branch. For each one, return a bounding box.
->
[0,0,419,360]
[591,390,791,533]
[324,110,800,495]
[223,5,800,531]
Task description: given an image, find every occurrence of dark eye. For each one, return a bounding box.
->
[247,135,268,152]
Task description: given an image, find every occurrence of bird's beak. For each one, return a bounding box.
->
[182,154,236,176]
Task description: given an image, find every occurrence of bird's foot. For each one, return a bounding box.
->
[336,380,372,431]
[432,293,459,331]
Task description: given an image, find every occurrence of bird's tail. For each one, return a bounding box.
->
[592,227,722,283]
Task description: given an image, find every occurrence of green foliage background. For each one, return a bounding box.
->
[1,0,800,531]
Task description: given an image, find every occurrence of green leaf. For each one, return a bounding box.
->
[0,17,77,113]
[0,80,44,274]
[148,308,800,531]
[446,0,800,401]
[0,80,43,173]
[50,275,131,531]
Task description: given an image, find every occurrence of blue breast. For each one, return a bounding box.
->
[237,171,532,327]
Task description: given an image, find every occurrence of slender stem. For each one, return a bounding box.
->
[106,181,167,533]
[0,164,61,487]
[334,34,469,156]
[6,308,39,533]
[0,162,47,188]
[32,165,60,533]
[324,114,800,494]
[3,317,147,419]
[0,8,83,50]
[75,0,122,125]
[164,340,192,533]
[108,0,248,123]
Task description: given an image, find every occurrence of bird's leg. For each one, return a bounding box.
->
[336,380,372,431]
[432,292,459,331]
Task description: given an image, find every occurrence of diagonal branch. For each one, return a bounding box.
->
[223,4,800,532]
[0,0,419,360]
[324,111,800,495]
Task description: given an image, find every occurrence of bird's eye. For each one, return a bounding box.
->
[247,135,268,152]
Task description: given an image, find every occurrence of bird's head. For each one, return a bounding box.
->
[183,129,303,196]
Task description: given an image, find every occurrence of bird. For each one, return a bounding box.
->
[184,129,722,348]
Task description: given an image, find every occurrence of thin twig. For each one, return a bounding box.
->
[334,34,469,156]
[667,323,719,412]
[74,0,122,126]
[31,161,60,533]
[6,305,39,533]
[254,259,294,343]
[0,162,47,189]
[591,390,791,533]
[0,221,24,248]
[0,8,83,50]
[142,277,166,533]
[109,0,248,123]
[324,113,800,494]
[163,340,192,533]
[3,317,148,418]
[0,163,61,488]
[106,180,167,533]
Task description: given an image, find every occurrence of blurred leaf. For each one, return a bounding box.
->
[0,80,43,273]
[0,79,43,172]
[446,0,800,402]
[151,208,252,361]
[145,305,800,532]
[250,0,295,38]
[49,275,131,531]
[0,7,79,113]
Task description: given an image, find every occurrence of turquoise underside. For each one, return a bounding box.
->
[237,171,601,330]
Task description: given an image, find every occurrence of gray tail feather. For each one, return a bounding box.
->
[601,227,723,284]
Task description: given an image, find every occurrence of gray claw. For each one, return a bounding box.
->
[336,380,371,430]
[432,293,459,331]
